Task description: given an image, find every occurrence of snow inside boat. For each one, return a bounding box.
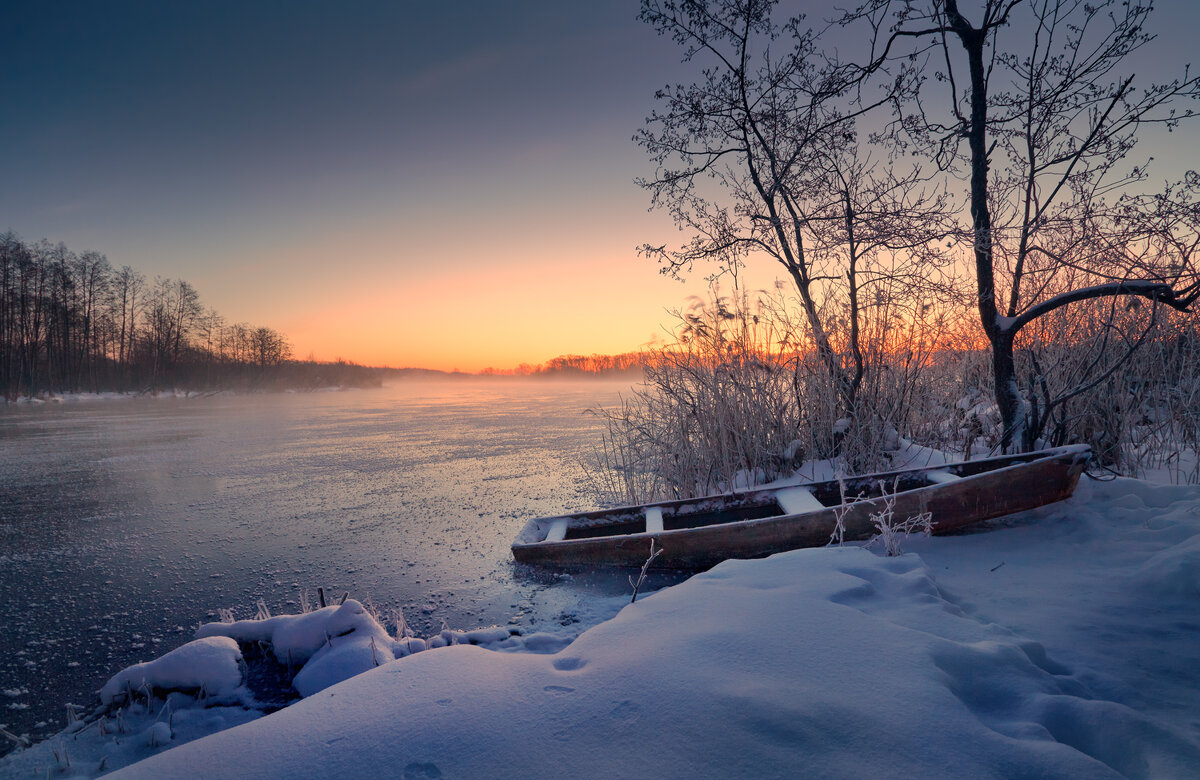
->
[512,445,1091,569]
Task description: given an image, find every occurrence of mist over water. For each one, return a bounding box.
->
[0,379,656,748]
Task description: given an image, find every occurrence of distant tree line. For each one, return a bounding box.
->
[481,353,648,377]
[0,231,378,399]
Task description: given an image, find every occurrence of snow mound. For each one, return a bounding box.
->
[1133,532,1200,597]
[197,599,403,696]
[194,599,540,697]
[99,636,243,706]
[141,722,172,748]
[114,547,1200,778]
[197,601,369,665]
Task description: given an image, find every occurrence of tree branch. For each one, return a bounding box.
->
[1007,279,1197,335]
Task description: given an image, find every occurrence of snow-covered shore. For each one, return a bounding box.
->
[0,387,360,406]
[3,475,1199,778]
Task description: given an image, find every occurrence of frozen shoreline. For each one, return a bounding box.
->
[0,387,366,406]
[3,472,1199,778]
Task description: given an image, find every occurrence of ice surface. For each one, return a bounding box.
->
[0,381,642,749]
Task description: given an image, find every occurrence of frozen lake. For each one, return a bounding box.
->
[0,379,663,749]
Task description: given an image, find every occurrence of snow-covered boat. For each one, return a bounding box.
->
[512,445,1091,569]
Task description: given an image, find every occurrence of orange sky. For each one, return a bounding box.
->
[6,3,1198,373]
[195,208,788,372]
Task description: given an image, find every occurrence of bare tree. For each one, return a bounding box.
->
[250,326,291,369]
[0,232,26,396]
[75,250,111,391]
[24,240,52,393]
[848,0,1200,450]
[111,265,144,382]
[637,0,953,429]
[143,277,202,386]
[0,232,313,397]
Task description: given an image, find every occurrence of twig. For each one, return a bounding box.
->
[0,725,30,749]
[629,539,664,603]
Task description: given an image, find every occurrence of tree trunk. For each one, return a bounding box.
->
[991,332,1023,452]
[946,0,1024,451]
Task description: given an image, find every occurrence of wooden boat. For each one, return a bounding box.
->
[512,445,1091,570]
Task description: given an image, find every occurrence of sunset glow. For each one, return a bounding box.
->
[3,1,1198,372]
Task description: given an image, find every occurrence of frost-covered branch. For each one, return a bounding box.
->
[1007,280,1197,335]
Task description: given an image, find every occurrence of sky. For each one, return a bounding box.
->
[3,1,1199,371]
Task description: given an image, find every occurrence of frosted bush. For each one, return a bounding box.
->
[589,290,964,501]
[867,480,933,557]
[588,291,803,503]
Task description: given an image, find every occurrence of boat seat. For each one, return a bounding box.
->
[544,518,569,542]
[645,507,664,533]
[775,487,826,515]
[926,470,962,484]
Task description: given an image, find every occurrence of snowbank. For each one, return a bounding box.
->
[197,600,401,696]
[3,474,1199,778]
[1134,531,1200,597]
[193,599,570,698]
[98,637,243,706]
[119,539,1200,777]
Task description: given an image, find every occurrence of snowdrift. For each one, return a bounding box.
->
[116,542,1198,778]
[3,476,1199,778]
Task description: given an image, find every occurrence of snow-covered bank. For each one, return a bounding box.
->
[0,391,142,405]
[4,475,1199,778]
[0,387,365,406]
[0,390,226,406]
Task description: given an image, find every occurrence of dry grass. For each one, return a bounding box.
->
[587,291,804,504]
[588,292,1200,503]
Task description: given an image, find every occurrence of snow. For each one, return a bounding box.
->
[1134,533,1200,597]
[0,391,198,405]
[3,470,1200,777]
[139,722,171,749]
[97,637,243,706]
[196,601,398,686]
[0,388,356,406]
[190,599,570,699]
[774,486,826,514]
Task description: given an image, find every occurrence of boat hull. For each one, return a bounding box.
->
[512,446,1090,570]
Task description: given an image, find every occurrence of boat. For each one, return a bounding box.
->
[512,445,1091,569]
